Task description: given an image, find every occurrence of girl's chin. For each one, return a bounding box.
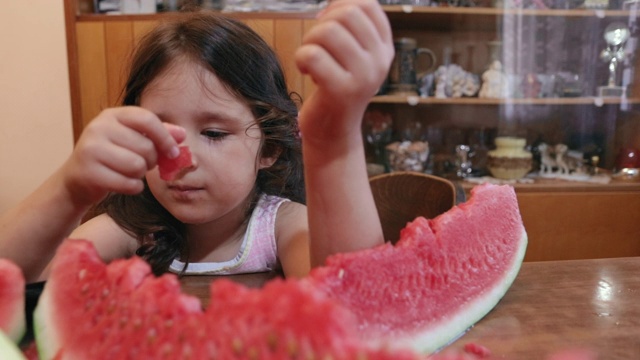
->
[171,214,212,225]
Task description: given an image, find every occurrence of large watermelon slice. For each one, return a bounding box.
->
[33,240,434,360]
[32,183,525,358]
[0,259,25,344]
[307,183,528,353]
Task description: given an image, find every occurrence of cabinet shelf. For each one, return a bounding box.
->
[382,5,640,30]
[371,95,640,106]
[459,177,640,193]
[382,5,639,17]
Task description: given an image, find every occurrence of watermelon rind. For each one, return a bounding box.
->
[32,285,59,360]
[399,231,527,353]
[0,259,26,344]
[0,331,26,360]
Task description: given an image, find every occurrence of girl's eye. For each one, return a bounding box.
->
[202,130,228,141]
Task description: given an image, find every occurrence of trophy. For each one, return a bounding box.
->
[598,22,631,98]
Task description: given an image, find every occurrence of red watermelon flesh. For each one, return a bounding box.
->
[0,259,25,343]
[33,239,438,360]
[308,183,528,353]
[157,145,191,181]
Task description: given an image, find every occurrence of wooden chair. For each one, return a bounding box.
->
[369,171,457,243]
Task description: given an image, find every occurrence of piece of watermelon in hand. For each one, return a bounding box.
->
[157,146,192,181]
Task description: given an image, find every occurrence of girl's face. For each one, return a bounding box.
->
[141,60,275,225]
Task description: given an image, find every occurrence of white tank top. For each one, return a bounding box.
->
[168,194,289,275]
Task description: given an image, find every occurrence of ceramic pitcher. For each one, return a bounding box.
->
[387,37,436,96]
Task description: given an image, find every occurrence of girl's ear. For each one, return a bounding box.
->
[259,148,281,169]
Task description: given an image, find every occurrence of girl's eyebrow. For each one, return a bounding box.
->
[154,110,240,125]
[195,111,257,130]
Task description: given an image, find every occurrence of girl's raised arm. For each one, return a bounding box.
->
[0,107,184,282]
[295,0,394,267]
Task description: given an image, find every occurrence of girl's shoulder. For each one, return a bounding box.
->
[274,199,307,220]
[273,200,308,239]
[69,213,139,262]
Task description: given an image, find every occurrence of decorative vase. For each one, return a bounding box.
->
[487,137,532,180]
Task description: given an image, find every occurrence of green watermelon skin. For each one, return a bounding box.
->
[33,240,434,360]
[308,183,528,353]
[0,331,26,360]
[0,259,25,344]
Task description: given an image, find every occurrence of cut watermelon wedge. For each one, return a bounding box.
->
[157,146,191,181]
[308,183,528,353]
[0,259,25,344]
[33,183,526,358]
[33,240,433,360]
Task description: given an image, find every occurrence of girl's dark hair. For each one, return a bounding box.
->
[94,11,304,275]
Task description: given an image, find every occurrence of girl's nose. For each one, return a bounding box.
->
[181,139,197,170]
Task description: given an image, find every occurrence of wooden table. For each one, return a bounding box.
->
[179,257,640,359]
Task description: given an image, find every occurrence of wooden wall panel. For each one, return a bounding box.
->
[75,22,108,129]
[517,191,640,262]
[274,19,304,99]
[244,19,275,48]
[132,20,159,46]
[105,21,134,107]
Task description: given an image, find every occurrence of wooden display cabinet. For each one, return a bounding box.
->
[368,6,640,261]
[64,1,640,261]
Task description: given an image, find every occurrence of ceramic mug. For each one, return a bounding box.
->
[387,38,437,96]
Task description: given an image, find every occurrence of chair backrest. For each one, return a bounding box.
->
[369,171,456,243]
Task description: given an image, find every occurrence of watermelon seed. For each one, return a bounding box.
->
[338,269,345,279]
[267,332,278,351]
[182,344,193,359]
[160,343,173,356]
[247,346,259,359]
[101,288,110,297]
[84,299,94,310]
[165,319,174,327]
[81,283,90,294]
[287,339,298,356]
[147,328,158,343]
[78,268,87,280]
[232,338,243,355]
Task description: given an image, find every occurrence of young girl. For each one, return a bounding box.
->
[0,0,393,282]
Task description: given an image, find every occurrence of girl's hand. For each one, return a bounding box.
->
[295,0,394,142]
[59,106,185,207]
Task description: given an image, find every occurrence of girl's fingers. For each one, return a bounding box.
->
[316,1,385,53]
[301,22,366,76]
[96,143,151,180]
[111,107,182,159]
[90,167,145,195]
[296,44,347,88]
[300,0,394,90]
[164,122,187,144]
[322,0,392,45]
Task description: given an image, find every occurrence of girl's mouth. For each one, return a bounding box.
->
[169,185,201,191]
[167,184,204,197]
